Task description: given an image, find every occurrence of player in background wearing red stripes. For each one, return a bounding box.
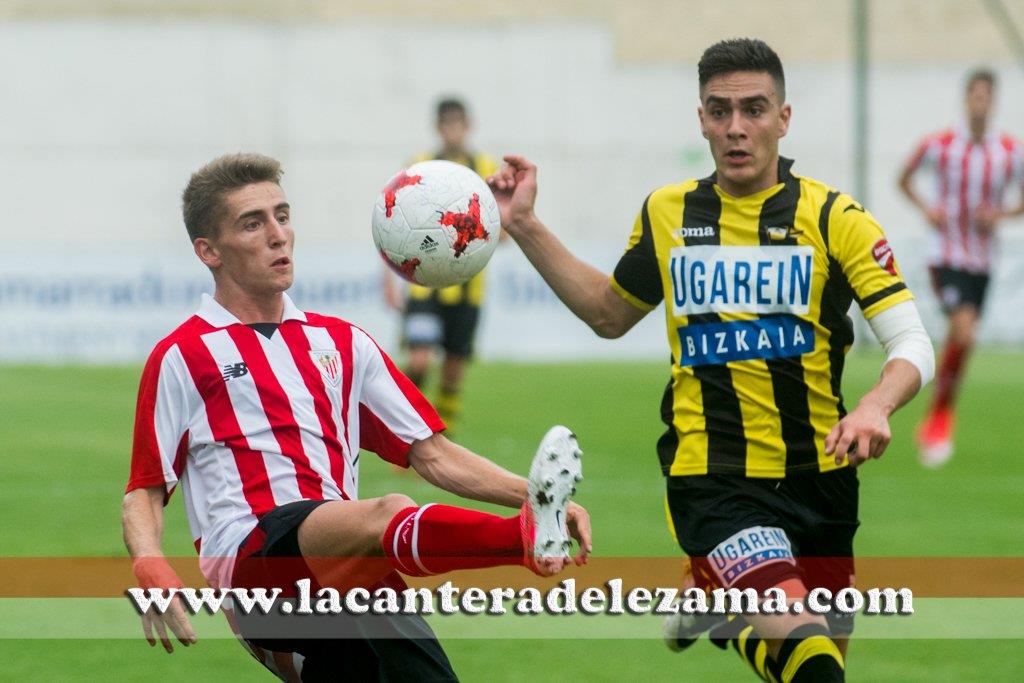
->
[899,69,1024,467]
[121,153,591,681]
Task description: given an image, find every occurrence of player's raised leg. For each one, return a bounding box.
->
[297,428,588,586]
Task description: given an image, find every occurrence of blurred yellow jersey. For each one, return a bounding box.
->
[407,151,499,307]
[611,158,914,479]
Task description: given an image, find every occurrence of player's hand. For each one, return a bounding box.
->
[566,502,593,566]
[975,203,1002,234]
[925,206,946,232]
[132,556,197,653]
[824,400,892,467]
[487,155,539,237]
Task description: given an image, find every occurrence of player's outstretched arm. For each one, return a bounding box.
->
[488,155,647,338]
[122,487,197,653]
[409,433,592,562]
[825,301,935,467]
[410,433,527,507]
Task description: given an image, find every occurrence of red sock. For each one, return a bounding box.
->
[932,341,969,412]
[381,504,525,577]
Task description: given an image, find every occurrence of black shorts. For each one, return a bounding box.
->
[929,266,990,314]
[404,297,480,358]
[666,468,859,635]
[231,500,458,682]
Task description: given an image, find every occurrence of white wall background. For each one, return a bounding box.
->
[3,20,1024,361]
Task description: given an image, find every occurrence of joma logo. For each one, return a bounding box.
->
[677,226,716,239]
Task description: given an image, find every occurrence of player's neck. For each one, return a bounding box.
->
[213,286,286,324]
[968,119,989,142]
[440,145,467,160]
[715,158,780,198]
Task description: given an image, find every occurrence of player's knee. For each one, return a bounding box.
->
[957,325,977,349]
[950,309,979,347]
[377,493,417,519]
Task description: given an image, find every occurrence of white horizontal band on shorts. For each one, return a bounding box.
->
[392,510,419,575]
[866,300,935,387]
[411,503,437,575]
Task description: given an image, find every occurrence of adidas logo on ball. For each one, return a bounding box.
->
[419,235,439,253]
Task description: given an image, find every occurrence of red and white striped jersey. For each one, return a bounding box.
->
[906,126,1024,273]
[126,293,443,587]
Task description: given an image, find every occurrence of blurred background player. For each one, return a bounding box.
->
[383,97,499,433]
[899,69,1024,467]
[491,39,934,682]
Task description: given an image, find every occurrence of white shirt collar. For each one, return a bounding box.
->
[196,292,307,328]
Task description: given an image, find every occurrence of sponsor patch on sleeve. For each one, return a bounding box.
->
[707,525,796,586]
[872,239,897,276]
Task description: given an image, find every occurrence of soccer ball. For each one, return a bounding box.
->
[372,159,502,288]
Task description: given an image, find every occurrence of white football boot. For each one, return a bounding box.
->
[521,425,583,576]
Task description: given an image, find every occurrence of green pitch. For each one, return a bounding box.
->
[0,353,1021,680]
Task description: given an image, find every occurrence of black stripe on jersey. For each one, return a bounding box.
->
[681,179,747,472]
[758,158,801,246]
[857,282,909,310]
[818,190,854,418]
[613,195,664,307]
[758,168,817,472]
[656,363,678,474]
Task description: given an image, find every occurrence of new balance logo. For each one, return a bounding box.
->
[221,362,248,380]
[419,235,439,253]
[676,226,716,239]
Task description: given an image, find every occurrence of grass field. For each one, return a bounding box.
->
[1,353,1022,680]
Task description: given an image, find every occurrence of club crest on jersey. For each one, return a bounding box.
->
[764,225,802,242]
[872,239,897,276]
[708,525,796,585]
[310,349,342,387]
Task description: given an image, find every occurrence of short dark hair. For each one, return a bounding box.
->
[181,153,283,242]
[436,97,467,121]
[966,68,996,93]
[698,38,786,102]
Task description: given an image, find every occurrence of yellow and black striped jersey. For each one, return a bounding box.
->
[407,151,499,307]
[611,158,914,479]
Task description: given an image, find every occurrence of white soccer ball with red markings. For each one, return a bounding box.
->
[372,159,501,288]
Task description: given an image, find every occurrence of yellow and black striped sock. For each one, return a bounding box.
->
[731,624,775,682]
[435,389,462,425]
[770,623,844,683]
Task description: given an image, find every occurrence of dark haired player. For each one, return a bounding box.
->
[490,39,933,682]
[899,69,1024,467]
[383,98,500,432]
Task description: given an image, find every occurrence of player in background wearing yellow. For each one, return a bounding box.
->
[898,69,1024,467]
[383,98,499,432]
[490,39,934,682]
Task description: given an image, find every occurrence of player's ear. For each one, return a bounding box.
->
[697,106,709,140]
[777,103,792,139]
[194,237,221,269]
